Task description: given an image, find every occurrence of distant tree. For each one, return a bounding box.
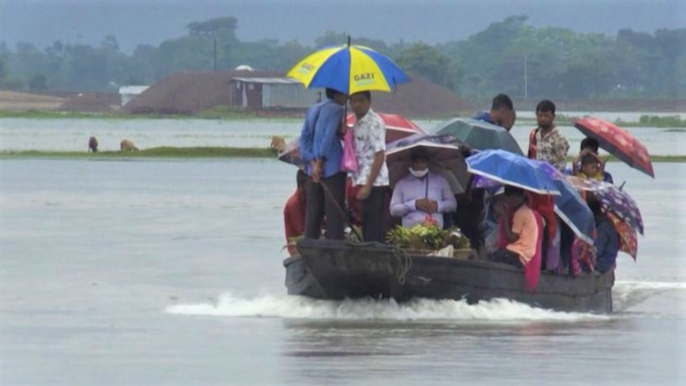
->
[187,17,238,41]
[314,31,347,47]
[395,43,456,90]
[28,73,48,90]
[100,35,120,52]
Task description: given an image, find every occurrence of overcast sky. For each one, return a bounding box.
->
[1,0,684,52]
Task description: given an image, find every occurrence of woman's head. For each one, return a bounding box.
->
[580,154,599,177]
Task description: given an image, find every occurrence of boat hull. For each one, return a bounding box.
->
[284,239,614,313]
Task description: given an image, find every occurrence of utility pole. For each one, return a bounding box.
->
[524,54,529,100]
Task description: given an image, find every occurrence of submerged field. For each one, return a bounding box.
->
[2,146,685,162]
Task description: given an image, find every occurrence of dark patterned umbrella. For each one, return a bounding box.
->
[565,176,644,235]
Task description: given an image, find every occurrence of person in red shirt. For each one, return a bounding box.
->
[284,170,308,255]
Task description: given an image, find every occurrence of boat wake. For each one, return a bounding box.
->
[166,281,686,321]
[613,280,686,312]
[165,293,608,322]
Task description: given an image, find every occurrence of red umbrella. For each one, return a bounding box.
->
[278,112,424,166]
[574,118,654,178]
[346,112,424,142]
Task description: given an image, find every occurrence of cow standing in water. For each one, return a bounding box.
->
[88,136,98,152]
[120,139,139,151]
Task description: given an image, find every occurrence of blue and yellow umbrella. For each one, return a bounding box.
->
[287,42,410,95]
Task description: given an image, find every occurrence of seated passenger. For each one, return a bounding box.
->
[490,186,543,290]
[575,153,605,181]
[284,170,308,255]
[570,138,614,183]
[390,148,456,228]
[588,195,619,273]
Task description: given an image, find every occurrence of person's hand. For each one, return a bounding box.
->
[426,200,438,214]
[356,184,372,200]
[338,118,347,136]
[310,160,322,183]
[415,198,429,212]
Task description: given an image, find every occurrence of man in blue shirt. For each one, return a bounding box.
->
[473,93,516,131]
[300,88,348,240]
[588,196,619,273]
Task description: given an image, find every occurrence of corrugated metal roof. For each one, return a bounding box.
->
[231,77,302,85]
[119,86,149,94]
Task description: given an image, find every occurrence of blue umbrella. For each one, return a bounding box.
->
[535,162,595,245]
[466,149,560,195]
[472,163,595,244]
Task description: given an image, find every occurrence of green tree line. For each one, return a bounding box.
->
[0,15,684,99]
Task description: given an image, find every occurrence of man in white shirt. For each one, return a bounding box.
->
[349,91,389,242]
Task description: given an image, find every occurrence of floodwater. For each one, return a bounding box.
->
[1,156,685,385]
[1,116,685,156]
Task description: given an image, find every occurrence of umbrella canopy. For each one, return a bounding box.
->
[472,162,594,244]
[347,112,424,142]
[466,149,560,195]
[574,118,654,178]
[385,133,469,190]
[537,162,595,245]
[277,112,425,167]
[287,43,410,95]
[607,211,639,260]
[431,118,523,155]
[565,176,644,235]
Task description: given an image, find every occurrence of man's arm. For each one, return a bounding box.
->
[390,182,416,217]
[299,109,315,163]
[315,104,344,159]
[357,151,385,200]
[555,135,570,171]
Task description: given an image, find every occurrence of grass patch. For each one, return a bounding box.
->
[2,147,686,163]
[517,114,686,128]
[0,146,276,159]
[0,107,290,121]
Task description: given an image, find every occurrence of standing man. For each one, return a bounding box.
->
[299,88,347,240]
[526,100,569,272]
[527,99,570,172]
[348,91,389,242]
[474,93,517,131]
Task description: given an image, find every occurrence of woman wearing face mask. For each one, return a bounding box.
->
[390,148,457,228]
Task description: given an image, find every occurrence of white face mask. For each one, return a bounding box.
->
[409,167,429,178]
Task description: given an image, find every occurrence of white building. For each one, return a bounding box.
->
[119,86,150,106]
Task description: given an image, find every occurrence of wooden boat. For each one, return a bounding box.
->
[284,239,615,313]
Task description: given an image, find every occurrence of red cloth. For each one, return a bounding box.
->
[345,177,363,227]
[527,128,538,159]
[527,192,556,246]
[526,211,544,291]
[284,189,306,255]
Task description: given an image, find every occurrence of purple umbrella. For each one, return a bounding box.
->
[565,177,644,235]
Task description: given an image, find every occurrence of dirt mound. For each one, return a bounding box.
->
[0,90,66,111]
[59,92,120,113]
[372,75,473,118]
[124,70,281,114]
[126,70,469,118]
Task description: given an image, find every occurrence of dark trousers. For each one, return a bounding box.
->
[453,190,485,250]
[361,186,387,243]
[490,248,524,268]
[304,172,346,240]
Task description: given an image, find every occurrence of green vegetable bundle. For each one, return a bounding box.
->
[386,224,471,251]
